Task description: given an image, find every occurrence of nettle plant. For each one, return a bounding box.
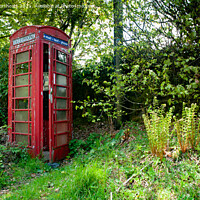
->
[143,105,173,160]
[174,103,200,153]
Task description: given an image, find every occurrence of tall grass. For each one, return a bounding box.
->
[2,162,109,200]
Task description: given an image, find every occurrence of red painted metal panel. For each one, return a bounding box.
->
[9,26,72,162]
[49,43,72,162]
[53,145,70,162]
[8,44,13,142]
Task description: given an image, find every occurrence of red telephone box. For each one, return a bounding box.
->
[8,26,73,162]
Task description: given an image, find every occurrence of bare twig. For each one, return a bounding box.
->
[0,35,10,39]
[116,160,153,192]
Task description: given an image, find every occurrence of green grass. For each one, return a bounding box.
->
[2,162,109,200]
[1,122,200,199]
[0,145,51,189]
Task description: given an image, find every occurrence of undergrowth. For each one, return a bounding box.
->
[0,143,51,189]
[1,121,200,199]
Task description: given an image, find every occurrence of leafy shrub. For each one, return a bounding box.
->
[143,105,173,160]
[0,143,29,188]
[0,143,29,168]
[175,103,200,152]
[69,132,101,156]
[0,44,9,126]
[0,125,8,144]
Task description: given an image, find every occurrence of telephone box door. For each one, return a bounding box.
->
[9,46,34,150]
[49,44,72,162]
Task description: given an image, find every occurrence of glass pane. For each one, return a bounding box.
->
[13,66,15,75]
[30,50,32,60]
[13,54,16,64]
[56,62,67,74]
[56,99,67,109]
[57,111,67,121]
[16,63,28,74]
[15,75,28,86]
[12,100,14,109]
[56,50,66,63]
[55,122,68,133]
[56,75,67,86]
[12,123,14,132]
[15,135,28,145]
[29,111,32,121]
[15,111,28,121]
[29,136,31,146]
[29,99,31,109]
[56,87,66,97]
[15,99,28,109]
[15,123,28,133]
[15,87,28,97]
[29,123,32,133]
[30,74,32,84]
[12,111,14,120]
[30,62,32,71]
[16,51,29,63]
[56,134,68,146]
[53,61,56,71]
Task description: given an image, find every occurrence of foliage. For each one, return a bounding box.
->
[0,125,8,144]
[72,0,200,123]
[74,41,200,123]
[143,104,173,160]
[0,142,51,189]
[0,0,111,57]
[69,132,101,156]
[175,103,200,153]
[74,55,123,123]
[0,44,9,126]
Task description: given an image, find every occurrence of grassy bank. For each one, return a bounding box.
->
[1,122,200,199]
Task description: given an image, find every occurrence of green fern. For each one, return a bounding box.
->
[143,105,173,160]
[175,103,200,152]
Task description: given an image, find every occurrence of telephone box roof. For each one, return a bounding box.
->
[10,25,70,40]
